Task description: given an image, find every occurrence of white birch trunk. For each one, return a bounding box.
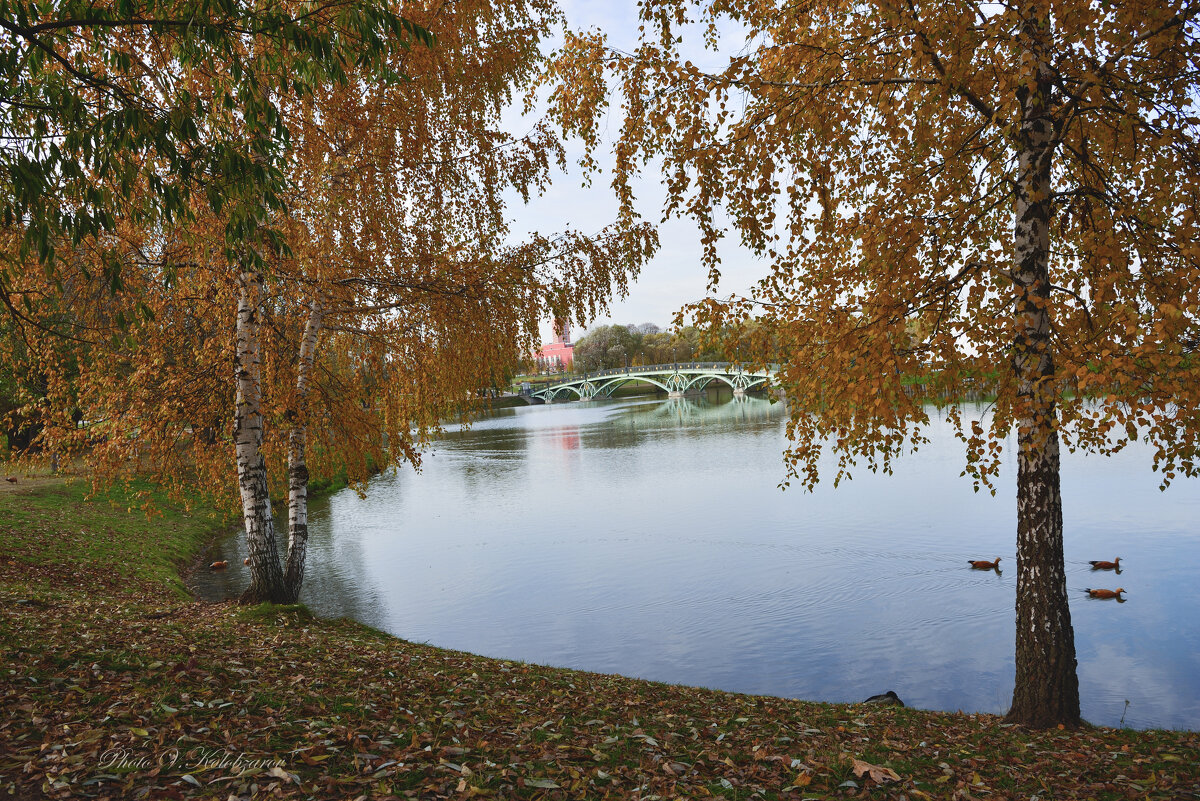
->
[282,300,323,603]
[234,272,286,603]
[1005,8,1080,728]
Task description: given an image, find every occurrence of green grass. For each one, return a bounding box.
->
[0,477,229,598]
[235,602,315,624]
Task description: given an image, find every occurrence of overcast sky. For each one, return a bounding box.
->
[507,1,765,340]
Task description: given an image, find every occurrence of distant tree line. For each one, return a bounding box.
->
[571,323,731,373]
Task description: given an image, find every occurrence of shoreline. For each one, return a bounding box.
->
[1,476,1197,800]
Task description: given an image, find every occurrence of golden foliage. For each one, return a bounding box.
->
[548,0,1200,492]
[2,0,656,514]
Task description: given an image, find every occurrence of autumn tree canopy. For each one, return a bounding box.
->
[2,0,654,603]
[548,0,1200,727]
[0,0,431,292]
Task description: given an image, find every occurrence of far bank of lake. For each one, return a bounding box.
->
[194,393,1200,730]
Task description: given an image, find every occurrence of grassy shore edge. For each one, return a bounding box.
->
[1,477,1197,800]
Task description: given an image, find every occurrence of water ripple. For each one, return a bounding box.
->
[195,394,1200,730]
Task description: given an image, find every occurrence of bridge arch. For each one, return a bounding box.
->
[684,374,735,393]
[593,375,673,397]
[544,384,584,401]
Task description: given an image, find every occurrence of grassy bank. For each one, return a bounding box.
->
[1,478,1197,800]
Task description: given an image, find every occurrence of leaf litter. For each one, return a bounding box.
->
[1,485,1198,800]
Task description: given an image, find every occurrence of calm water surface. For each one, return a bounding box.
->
[195,394,1200,730]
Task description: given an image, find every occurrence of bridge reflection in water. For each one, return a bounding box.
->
[529,362,776,402]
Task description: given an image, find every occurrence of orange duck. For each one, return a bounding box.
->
[210,560,229,570]
[1085,587,1125,599]
[969,557,1001,570]
[1088,557,1121,570]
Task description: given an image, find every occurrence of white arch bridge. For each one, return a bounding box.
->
[528,362,776,403]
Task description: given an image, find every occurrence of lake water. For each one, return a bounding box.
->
[193,393,1200,730]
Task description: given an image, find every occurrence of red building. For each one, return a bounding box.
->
[534,321,574,373]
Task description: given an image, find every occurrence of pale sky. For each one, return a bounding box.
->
[508,1,765,340]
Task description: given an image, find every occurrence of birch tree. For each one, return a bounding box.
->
[548,0,1200,727]
[1,0,654,605]
[211,0,654,604]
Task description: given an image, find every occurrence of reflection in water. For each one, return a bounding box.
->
[548,426,580,451]
[194,393,1200,730]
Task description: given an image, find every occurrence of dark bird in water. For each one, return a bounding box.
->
[863,690,905,707]
[1089,557,1121,570]
[969,557,1001,570]
[1085,588,1125,600]
[244,557,251,565]
[210,560,229,570]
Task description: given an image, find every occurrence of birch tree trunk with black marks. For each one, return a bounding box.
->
[235,272,287,604]
[1005,10,1080,727]
[282,301,323,604]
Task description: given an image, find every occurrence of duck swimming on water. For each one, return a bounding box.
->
[1089,557,1121,570]
[969,557,1001,570]
[1085,587,1125,599]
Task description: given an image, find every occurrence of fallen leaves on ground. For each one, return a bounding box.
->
[851,757,901,784]
[1,487,1198,800]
